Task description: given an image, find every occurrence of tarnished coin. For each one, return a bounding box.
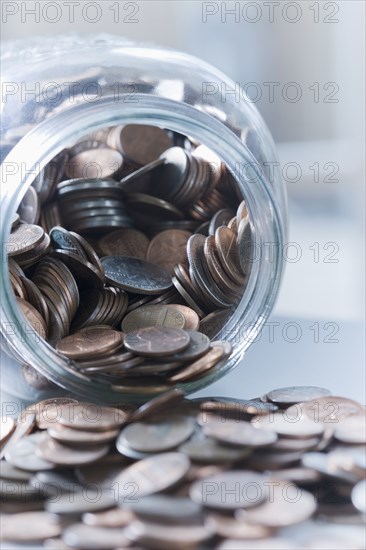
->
[202,417,278,447]
[147,229,191,274]
[50,249,104,289]
[57,403,128,431]
[36,435,109,466]
[116,124,172,165]
[124,327,190,357]
[351,479,366,514]
[118,415,195,453]
[238,481,316,527]
[5,432,54,471]
[7,223,44,256]
[17,185,40,224]
[252,412,324,439]
[16,297,47,339]
[111,452,191,499]
[0,416,15,443]
[101,255,172,295]
[56,327,124,360]
[190,470,267,510]
[98,228,149,259]
[63,523,130,550]
[121,304,186,333]
[0,511,61,542]
[265,386,332,406]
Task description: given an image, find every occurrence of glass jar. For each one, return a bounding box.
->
[0,35,287,405]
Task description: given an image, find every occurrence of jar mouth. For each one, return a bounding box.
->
[0,95,285,403]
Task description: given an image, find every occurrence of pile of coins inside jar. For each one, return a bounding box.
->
[0,386,365,548]
[6,124,253,392]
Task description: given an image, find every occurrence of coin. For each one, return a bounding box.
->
[202,417,278,447]
[57,403,128,431]
[36,435,109,466]
[65,147,123,179]
[206,513,274,540]
[190,470,268,510]
[82,507,134,527]
[49,226,87,257]
[127,389,185,423]
[16,297,47,339]
[7,223,44,256]
[116,124,172,165]
[125,520,212,548]
[98,228,149,258]
[121,304,186,332]
[287,396,365,423]
[146,229,191,274]
[101,255,172,295]
[334,415,366,444]
[252,412,324,439]
[351,479,366,514]
[126,192,185,220]
[238,481,316,527]
[124,327,190,357]
[118,415,195,453]
[215,225,246,285]
[5,432,55,471]
[168,342,229,382]
[125,494,202,524]
[62,523,130,550]
[47,423,118,445]
[50,249,104,289]
[163,331,211,362]
[0,411,36,461]
[17,185,40,224]
[0,511,61,542]
[111,452,191,499]
[265,386,332,406]
[0,416,15,444]
[179,437,251,464]
[46,490,115,515]
[166,304,200,330]
[56,327,124,360]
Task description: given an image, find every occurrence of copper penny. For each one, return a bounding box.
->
[147,229,191,274]
[56,327,124,360]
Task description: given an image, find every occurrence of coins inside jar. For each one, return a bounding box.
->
[6,123,255,394]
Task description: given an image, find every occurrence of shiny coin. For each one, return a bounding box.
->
[98,228,149,259]
[0,416,15,443]
[5,432,54,471]
[238,481,316,527]
[190,470,268,510]
[351,479,366,514]
[179,437,251,464]
[101,255,172,295]
[146,229,191,274]
[118,415,195,453]
[265,386,332,406]
[49,226,87,257]
[252,412,324,439]
[166,304,200,330]
[121,304,186,333]
[36,435,109,466]
[124,326,190,357]
[7,223,44,256]
[111,452,191,499]
[56,327,124,360]
[203,417,278,447]
[0,511,61,542]
[57,403,128,431]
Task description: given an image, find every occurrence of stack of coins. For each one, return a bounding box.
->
[6,124,252,392]
[0,387,365,548]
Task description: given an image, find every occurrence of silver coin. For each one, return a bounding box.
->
[5,432,54,472]
[101,256,172,295]
[118,415,195,453]
[190,470,268,510]
[265,386,332,406]
[351,479,366,514]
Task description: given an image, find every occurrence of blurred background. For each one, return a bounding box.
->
[2,1,365,400]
